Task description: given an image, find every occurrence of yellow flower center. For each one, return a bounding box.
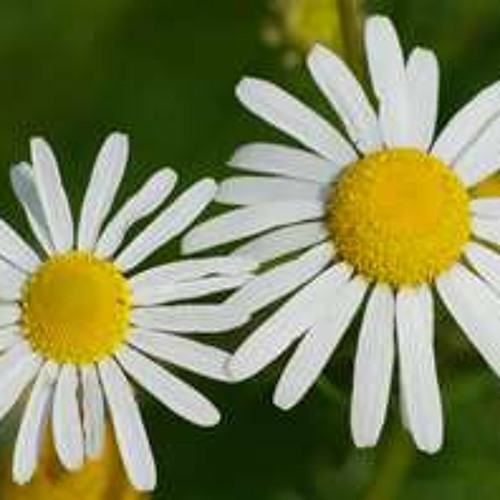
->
[327,148,470,286]
[22,252,131,364]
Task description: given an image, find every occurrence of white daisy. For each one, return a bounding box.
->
[0,132,254,490]
[182,16,500,453]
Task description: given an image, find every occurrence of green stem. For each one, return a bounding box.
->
[337,0,365,79]
[363,424,416,500]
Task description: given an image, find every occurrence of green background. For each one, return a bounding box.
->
[1,0,500,498]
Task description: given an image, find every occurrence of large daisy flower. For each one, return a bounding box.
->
[0,133,254,490]
[183,16,500,453]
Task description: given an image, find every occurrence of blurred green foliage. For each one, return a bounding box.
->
[1,0,500,499]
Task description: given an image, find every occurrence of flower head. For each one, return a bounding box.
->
[0,133,253,490]
[183,16,500,453]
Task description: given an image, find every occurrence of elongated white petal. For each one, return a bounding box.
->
[98,357,156,491]
[274,276,367,410]
[11,163,54,254]
[133,274,252,306]
[95,168,178,258]
[0,259,25,301]
[129,256,256,289]
[406,48,439,150]
[437,263,500,378]
[233,221,327,264]
[132,304,249,333]
[227,242,333,314]
[307,44,382,152]
[30,137,73,252]
[0,219,40,272]
[470,198,500,219]
[182,200,323,254]
[81,364,105,459]
[396,286,442,453]
[432,81,500,164]
[351,284,395,447]
[129,329,231,381]
[472,216,500,245]
[0,327,22,351]
[228,263,352,381]
[0,348,42,423]
[216,176,325,206]
[465,242,500,295]
[229,143,340,183]
[366,16,412,147]
[116,179,216,271]
[0,304,21,327]
[52,364,84,470]
[117,346,220,427]
[236,78,357,165]
[453,114,500,187]
[78,133,129,250]
[13,361,58,484]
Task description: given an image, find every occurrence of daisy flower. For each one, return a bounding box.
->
[0,132,254,490]
[183,16,500,453]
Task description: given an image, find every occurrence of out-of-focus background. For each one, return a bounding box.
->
[1,0,500,499]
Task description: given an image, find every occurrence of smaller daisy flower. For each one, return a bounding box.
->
[183,16,500,453]
[0,133,254,490]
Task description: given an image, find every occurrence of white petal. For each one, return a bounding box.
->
[116,345,220,427]
[472,216,500,245]
[13,361,58,484]
[307,43,382,152]
[274,276,367,410]
[133,274,252,306]
[0,304,21,327]
[437,263,500,378]
[396,286,442,453]
[0,327,22,351]
[0,347,42,422]
[228,263,352,381]
[233,221,327,264]
[98,357,156,491]
[132,304,249,333]
[227,242,333,314]
[351,284,395,448]
[365,16,413,147]
[236,78,357,165]
[0,219,40,272]
[95,168,178,258]
[229,143,340,183]
[182,200,324,254]
[116,179,216,272]
[432,81,500,164]
[78,133,129,250]
[216,176,325,206]
[81,364,105,459]
[11,163,54,254]
[406,48,439,150]
[30,137,74,252]
[129,256,256,289]
[52,364,84,470]
[453,114,500,187]
[0,259,25,301]
[465,242,500,296]
[129,329,231,381]
[470,197,500,219]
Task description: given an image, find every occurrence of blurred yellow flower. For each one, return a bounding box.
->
[263,0,343,66]
[0,426,147,500]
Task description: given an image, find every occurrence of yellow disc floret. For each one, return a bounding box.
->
[22,252,131,364]
[327,148,470,286]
